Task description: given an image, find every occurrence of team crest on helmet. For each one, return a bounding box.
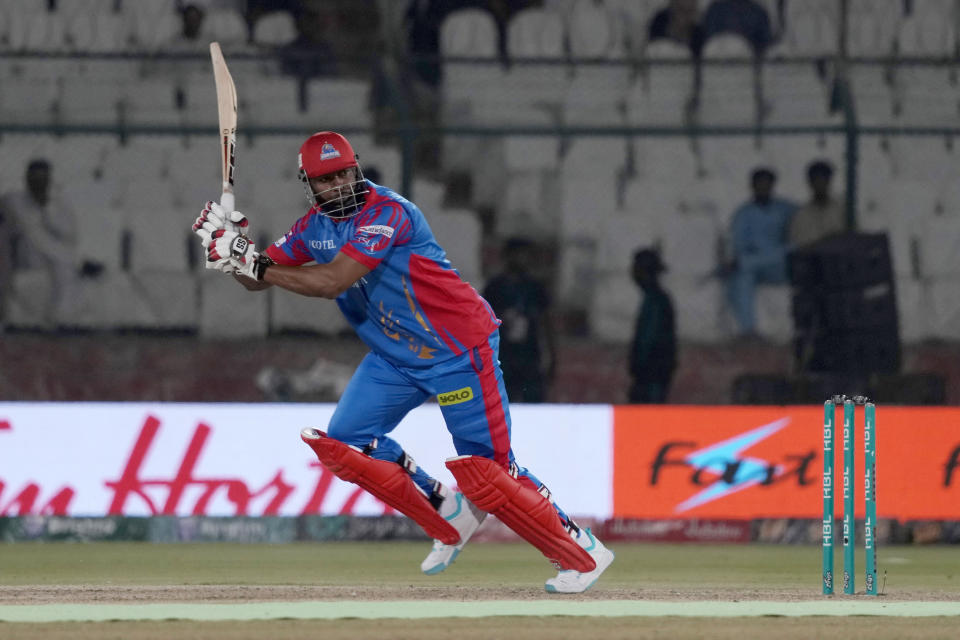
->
[320,143,341,161]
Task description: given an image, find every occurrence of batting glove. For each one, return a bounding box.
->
[207,229,271,281]
[193,201,249,250]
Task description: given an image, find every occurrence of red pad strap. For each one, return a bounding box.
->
[446,455,595,572]
[302,431,460,545]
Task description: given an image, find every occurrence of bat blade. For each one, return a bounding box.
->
[210,41,237,214]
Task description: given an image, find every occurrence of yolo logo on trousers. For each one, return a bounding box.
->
[438,387,474,406]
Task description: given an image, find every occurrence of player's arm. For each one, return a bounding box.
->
[261,251,370,299]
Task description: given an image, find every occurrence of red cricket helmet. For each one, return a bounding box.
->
[298,131,358,178]
[297,131,368,218]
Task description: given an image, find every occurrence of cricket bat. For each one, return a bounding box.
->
[209,42,237,215]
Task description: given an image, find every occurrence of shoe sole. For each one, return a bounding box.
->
[421,548,461,575]
[544,549,615,594]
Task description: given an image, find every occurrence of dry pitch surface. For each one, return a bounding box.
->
[1,542,958,639]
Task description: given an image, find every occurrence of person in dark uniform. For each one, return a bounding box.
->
[628,247,676,404]
[482,236,556,403]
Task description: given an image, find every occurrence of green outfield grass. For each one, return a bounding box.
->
[1,541,958,593]
[1,542,958,640]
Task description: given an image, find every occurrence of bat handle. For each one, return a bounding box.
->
[220,188,235,217]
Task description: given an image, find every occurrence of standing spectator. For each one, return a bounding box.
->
[647,0,706,58]
[790,159,846,249]
[482,237,556,403]
[628,248,676,404]
[0,160,87,329]
[724,167,797,337]
[701,0,773,55]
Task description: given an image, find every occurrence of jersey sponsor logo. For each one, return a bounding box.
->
[320,143,341,161]
[310,239,337,250]
[437,387,474,406]
[357,225,394,238]
[355,225,395,253]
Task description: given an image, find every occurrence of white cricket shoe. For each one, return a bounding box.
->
[420,489,486,575]
[544,527,615,594]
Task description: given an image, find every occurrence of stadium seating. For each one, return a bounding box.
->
[2,0,960,347]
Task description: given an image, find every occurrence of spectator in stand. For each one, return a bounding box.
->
[647,0,705,58]
[482,236,556,403]
[277,0,339,80]
[701,0,773,55]
[723,167,797,338]
[404,0,450,89]
[790,159,846,249]
[0,160,101,329]
[628,247,676,404]
[143,3,210,81]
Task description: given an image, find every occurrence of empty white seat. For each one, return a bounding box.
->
[849,64,897,125]
[627,42,695,126]
[128,4,180,51]
[894,67,960,126]
[568,0,625,59]
[596,208,660,277]
[120,184,191,273]
[920,214,960,279]
[0,4,25,52]
[761,61,834,125]
[866,180,935,278]
[0,76,59,125]
[560,172,617,241]
[499,170,550,238]
[21,8,67,52]
[207,8,249,47]
[846,0,900,57]
[128,270,199,329]
[74,272,157,330]
[242,75,314,129]
[897,2,955,56]
[429,208,482,285]
[305,78,372,129]
[591,271,639,342]
[621,177,681,243]
[198,271,268,337]
[355,141,402,191]
[59,76,125,126]
[926,281,960,340]
[895,277,926,342]
[754,284,792,343]
[440,8,499,58]
[245,135,303,182]
[770,0,839,57]
[887,135,954,184]
[661,207,721,278]
[120,77,182,126]
[507,7,565,59]
[698,34,757,125]
[249,176,313,243]
[503,135,561,171]
[634,136,699,184]
[270,287,348,335]
[663,274,726,341]
[563,66,630,126]
[253,11,297,47]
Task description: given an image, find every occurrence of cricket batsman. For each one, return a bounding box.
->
[192,131,614,593]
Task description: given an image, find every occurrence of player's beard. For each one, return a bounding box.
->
[321,183,361,218]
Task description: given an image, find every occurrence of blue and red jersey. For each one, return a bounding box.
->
[264,181,500,367]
